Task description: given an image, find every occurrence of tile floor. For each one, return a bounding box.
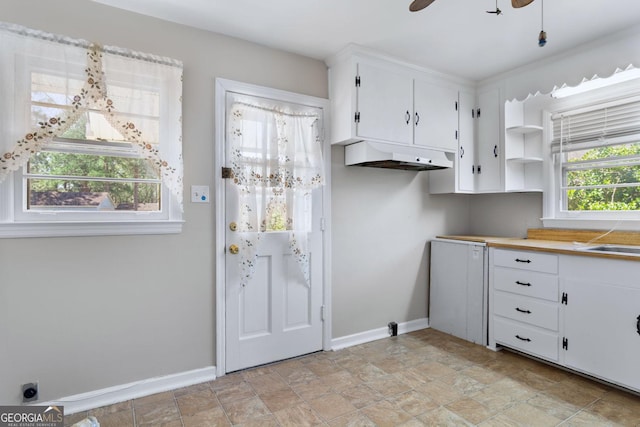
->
[64,329,640,426]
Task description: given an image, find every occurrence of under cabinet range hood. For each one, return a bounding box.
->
[345,141,453,171]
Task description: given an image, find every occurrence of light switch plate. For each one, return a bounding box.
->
[191,185,210,203]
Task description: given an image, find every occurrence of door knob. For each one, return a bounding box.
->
[228,244,239,255]
[229,222,237,232]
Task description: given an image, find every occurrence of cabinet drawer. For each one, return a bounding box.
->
[494,291,558,331]
[494,317,558,362]
[494,267,559,301]
[493,249,558,274]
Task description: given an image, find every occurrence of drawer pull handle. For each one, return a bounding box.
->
[516,281,531,287]
[515,335,531,342]
[515,258,531,264]
[516,307,532,314]
[636,315,640,336]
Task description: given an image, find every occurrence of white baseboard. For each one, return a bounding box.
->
[38,366,217,415]
[331,318,429,351]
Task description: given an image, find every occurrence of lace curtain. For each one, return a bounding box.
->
[228,102,324,287]
[0,22,184,209]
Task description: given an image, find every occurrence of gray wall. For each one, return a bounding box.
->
[468,193,543,238]
[331,147,471,338]
[0,1,327,405]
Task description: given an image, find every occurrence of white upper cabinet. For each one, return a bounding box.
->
[327,47,462,153]
[414,79,459,152]
[476,88,502,192]
[356,62,414,145]
[430,88,501,194]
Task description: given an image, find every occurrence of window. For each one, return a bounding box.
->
[0,23,183,237]
[545,73,640,228]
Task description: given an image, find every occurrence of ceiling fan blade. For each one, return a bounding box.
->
[511,0,535,8]
[409,0,436,12]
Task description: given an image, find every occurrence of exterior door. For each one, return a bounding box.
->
[224,93,324,373]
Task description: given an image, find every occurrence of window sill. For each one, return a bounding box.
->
[0,220,184,238]
[541,217,640,231]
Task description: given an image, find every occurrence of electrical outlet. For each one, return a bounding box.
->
[191,185,210,203]
[22,382,38,403]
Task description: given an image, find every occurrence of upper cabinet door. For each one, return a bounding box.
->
[458,90,476,192]
[414,80,458,152]
[476,88,502,192]
[356,62,413,145]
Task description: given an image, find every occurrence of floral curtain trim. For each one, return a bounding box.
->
[229,102,324,287]
[0,23,183,206]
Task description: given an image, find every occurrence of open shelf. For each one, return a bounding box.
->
[506,156,544,164]
[506,125,543,134]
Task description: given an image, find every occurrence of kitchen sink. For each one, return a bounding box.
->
[578,244,640,256]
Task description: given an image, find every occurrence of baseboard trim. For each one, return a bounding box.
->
[331,318,429,351]
[38,366,216,415]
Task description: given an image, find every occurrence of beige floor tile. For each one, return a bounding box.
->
[176,388,219,416]
[273,402,324,427]
[526,392,581,421]
[561,410,619,426]
[500,402,563,427]
[542,380,603,408]
[510,369,558,392]
[439,372,488,395]
[306,359,340,377]
[279,366,318,385]
[328,412,376,427]
[414,380,465,406]
[339,383,384,409]
[134,401,181,426]
[215,380,256,404]
[365,374,412,397]
[585,398,640,426]
[182,406,230,427]
[291,377,333,400]
[91,410,135,427]
[360,400,413,427]
[348,363,389,382]
[233,414,280,427]
[322,369,362,392]
[240,365,276,379]
[392,370,429,389]
[470,378,536,412]
[89,400,132,417]
[210,372,244,392]
[259,388,304,412]
[133,391,175,409]
[477,413,521,426]
[445,397,495,424]
[411,360,459,380]
[173,381,212,398]
[221,395,271,424]
[245,372,289,394]
[386,389,439,417]
[308,392,357,421]
[461,365,505,385]
[416,406,474,426]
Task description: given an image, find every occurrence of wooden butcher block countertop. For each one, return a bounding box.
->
[436,229,640,262]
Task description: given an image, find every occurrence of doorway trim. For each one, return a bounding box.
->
[214,78,332,377]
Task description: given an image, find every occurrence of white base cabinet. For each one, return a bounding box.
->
[561,255,640,392]
[490,248,640,393]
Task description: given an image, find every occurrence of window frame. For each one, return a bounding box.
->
[542,76,640,231]
[0,51,183,238]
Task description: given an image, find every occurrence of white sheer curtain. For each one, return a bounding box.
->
[0,22,184,208]
[228,102,324,287]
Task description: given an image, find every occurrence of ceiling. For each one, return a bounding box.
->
[92,0,640,81]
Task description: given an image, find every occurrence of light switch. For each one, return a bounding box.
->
[191,185,210,203]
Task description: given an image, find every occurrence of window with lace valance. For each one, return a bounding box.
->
[0,22,183,237]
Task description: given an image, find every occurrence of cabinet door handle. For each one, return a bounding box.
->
[515,258,532,264]
[494,145,498,158]
[516,281,532,287]
[516,307,532,314]
[415,112,420,126]
[405,110,411,125]
[515,335,531,342]
[460,146,465,158]
[636,315,640,336]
